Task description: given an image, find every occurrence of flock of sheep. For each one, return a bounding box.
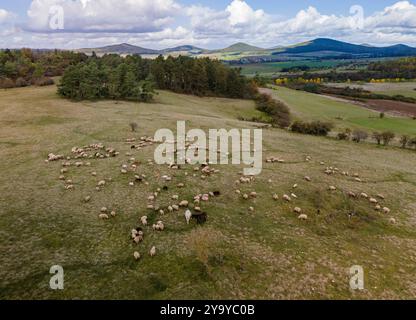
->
[46,136,398,263]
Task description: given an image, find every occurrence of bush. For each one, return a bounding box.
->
[129,122,138,132]
[34,77,55,86]
[0,78,15,89]
[337,132,349,140]
[381,131,395,146]
[400,135,410,148]
[291,120,334,136]
[255,93,291,128]
[372,132,382,145]
[15,77,28,87]
[408,137,416,149]
[352,130,368,143]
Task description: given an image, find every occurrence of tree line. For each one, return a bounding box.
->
[0,49,87,88]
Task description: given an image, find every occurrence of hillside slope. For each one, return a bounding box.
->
[0,85,415,299]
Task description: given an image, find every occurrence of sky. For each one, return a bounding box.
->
[1,0,416,49]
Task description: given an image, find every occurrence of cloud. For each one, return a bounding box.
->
[25,0,181,33]
[3,1,416,49]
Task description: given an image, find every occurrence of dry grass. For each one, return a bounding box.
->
[0,85,415,299]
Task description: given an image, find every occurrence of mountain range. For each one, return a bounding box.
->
[76,38,416,62]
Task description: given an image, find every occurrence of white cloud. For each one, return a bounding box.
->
[3,1,416,49]
[25,0,181,33]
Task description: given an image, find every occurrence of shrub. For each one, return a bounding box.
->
[337,132,349,140]
[255,93,291,128]
[0,78,15,89]
[408,137,416,149]
[15,77,28,87]
[380,112,385,119]
[400,135,409,148]
[352,130,368,143]
[129,122,138,132]
[381,131,395,146]
[34,77,55,86]
[372,132,382,145]
[291,120,334,136]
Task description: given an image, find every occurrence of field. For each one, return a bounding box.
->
[327,82,416,99]
[1,84,416,300]
[264,86,416,135]
[238,60,349,77]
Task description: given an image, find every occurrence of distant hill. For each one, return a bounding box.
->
[75,38,416,61]
[273,38,416,58]
[77,43,159,55]
[162,45,205,54]
[215,42,264,53]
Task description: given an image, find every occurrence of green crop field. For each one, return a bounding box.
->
[264,86,416,135]
[1,84,416,300]
[327,82,416,99]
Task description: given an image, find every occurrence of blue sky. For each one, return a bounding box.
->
[1,0,416,49]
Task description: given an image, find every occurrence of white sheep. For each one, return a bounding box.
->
[283,194,291,202]
[179,200,189,207]
[298,214,308,221]
[149,246,156,257]
[99,213,109,219]
[294,207,302,214]
[133,251,141,260]
[185,210,192,224]
[383,207,391,214]
[141,216,148,226]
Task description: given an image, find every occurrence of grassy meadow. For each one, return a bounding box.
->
[264,86,416,135]
[0,84,416,299]
[327,82,416,99]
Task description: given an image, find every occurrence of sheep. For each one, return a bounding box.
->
[294,207,302,214]
[149,246,156,257]
[377,194,386,200]
[148,195,155,201]
[99,213,109,219]
[59,175,66,181]
[293,184,298,189]
[101,207,108,213]
[291,193,298,199]
[383,207,391,214]
[369,198,378,204]
[172,205,179,211]
[140,216,148,226]
[97,180,106,187]
[389,218,397,224]
[131,229,138,239]
[243,194,249,200]
[273,194,279,200]
[201,194,209,202]
[84,196,91,203]
[179,200,189,207]
[375,205,381,211]
[283,194,291,202]
[355,178,362,183]
[153,221,165,231]
[159,210,165,215]
[250,192,257,198]
[249,207,255,212]
[304,176,311,182]
[185,210,192,224]
[133,235,144,244]
[110,211,117,217]
[348,192,357,198]
[329,186,337,191]
[360,193,368,199]
[91,172,97,177]
[65,184,74,190]
[298,214,308,221]
[192,212,208,224]
[133,251,141,261]
[172,195,179,200]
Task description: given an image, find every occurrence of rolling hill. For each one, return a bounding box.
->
[75,38,416,61]
[273,38,416,58]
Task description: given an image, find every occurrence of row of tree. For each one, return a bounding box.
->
[0,48,87,88]
[58,54,260,102]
